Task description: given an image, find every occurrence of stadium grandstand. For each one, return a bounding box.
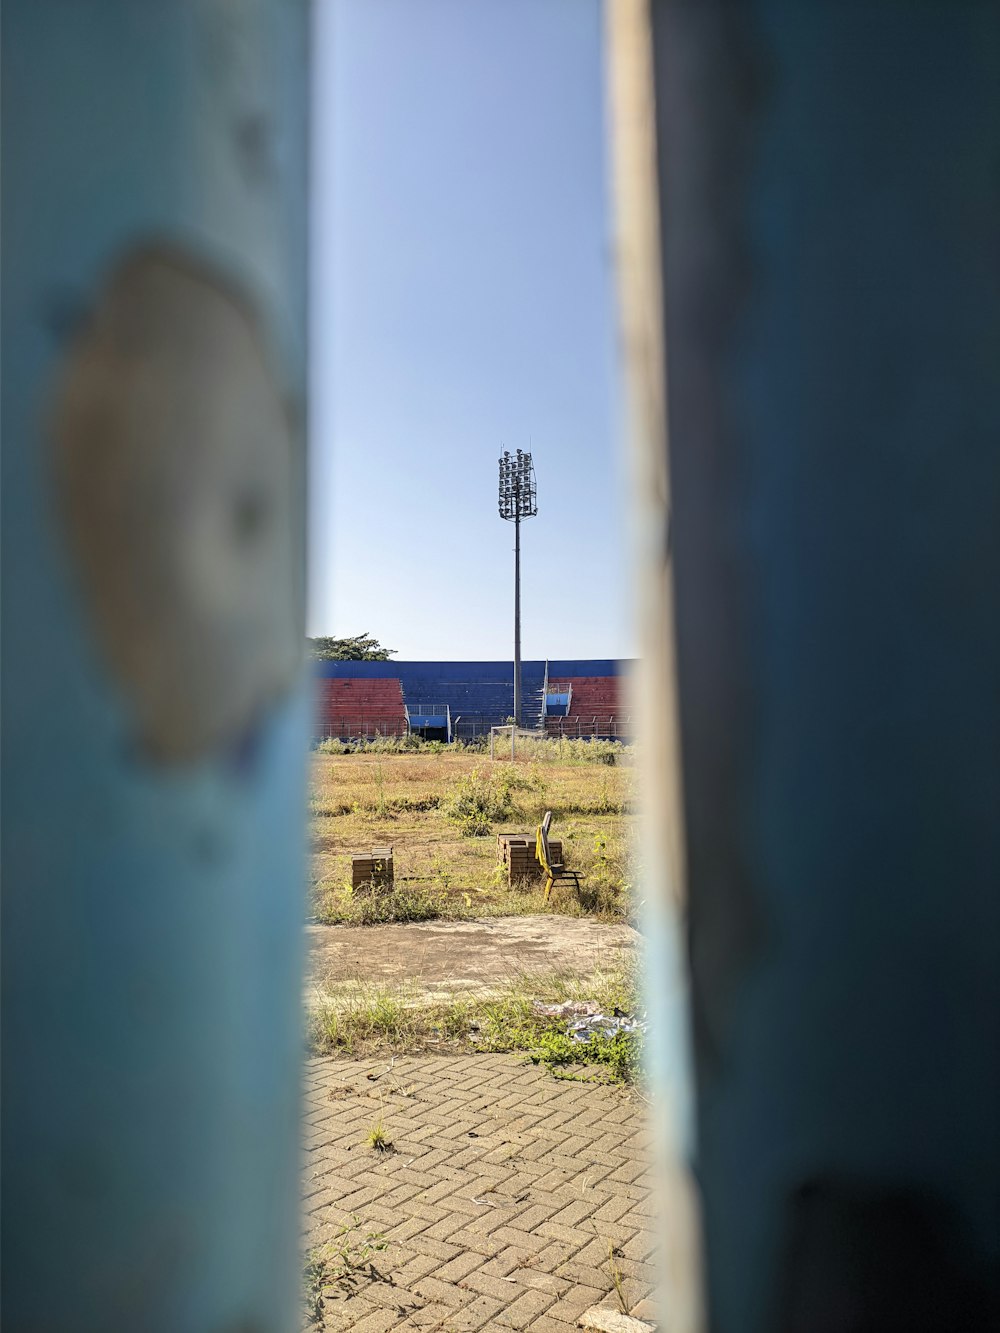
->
[314,660,633,743]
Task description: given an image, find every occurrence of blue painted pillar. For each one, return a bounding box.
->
[2,3,309,1329]
[637,2,1000,1329]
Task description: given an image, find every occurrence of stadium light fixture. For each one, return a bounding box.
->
[498,449,537,727]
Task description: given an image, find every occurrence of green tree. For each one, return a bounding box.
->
[308,633,395,661]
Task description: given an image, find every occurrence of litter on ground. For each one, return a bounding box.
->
[568,1013,646,1042]
[531,998,648,1042]
[531,999,602,1018]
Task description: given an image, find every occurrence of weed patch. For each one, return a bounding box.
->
[606,1238,630,1313]
[366,1113,393,1152]
[303,1216,389,1323]
[446,765,531,836]
[522,1027,643,1084]
[312,986,412,1053]
[308,963,645,1086]
[349,885,444,925]
[315,734,430,756]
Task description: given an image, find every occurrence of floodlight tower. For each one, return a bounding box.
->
[498,449,538,726]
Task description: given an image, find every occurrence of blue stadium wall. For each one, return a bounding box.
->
[314,659,627,681]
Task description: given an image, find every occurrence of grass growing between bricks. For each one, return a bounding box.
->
[301,1050,658,1330]
[303,1216,390,1325]
[308,962,644,1086]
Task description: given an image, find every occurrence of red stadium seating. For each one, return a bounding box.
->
[316,678,407,739]
[543,676,630,740]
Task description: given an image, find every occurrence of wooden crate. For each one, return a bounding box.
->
[352,845,394,894]
[496,832,564,885]
[508,847,534,883]
[496,833,527,860]
[497,833,566,884]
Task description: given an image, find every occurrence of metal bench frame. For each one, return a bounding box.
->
[535,810,583,901]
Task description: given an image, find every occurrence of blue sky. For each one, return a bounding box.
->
[309,0,631,660]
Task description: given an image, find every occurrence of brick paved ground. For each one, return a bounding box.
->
[302,1053,657,1331]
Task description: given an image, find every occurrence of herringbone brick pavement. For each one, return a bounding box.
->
[303,1054,657,1330]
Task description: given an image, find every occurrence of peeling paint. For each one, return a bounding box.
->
[53,246,301,763]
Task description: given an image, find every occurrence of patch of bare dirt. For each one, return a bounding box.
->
[306,915,640,1001]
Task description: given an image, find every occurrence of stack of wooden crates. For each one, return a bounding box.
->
[352,845,394,894]
[496,832,561,886]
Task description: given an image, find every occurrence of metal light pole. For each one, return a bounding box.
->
[498,449,537,726]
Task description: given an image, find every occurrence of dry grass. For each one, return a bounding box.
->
[309,749,636,924]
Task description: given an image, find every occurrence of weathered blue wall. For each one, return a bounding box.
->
[314,658,631,680]
[648,2,1000,1328]
[2,3,309,1329]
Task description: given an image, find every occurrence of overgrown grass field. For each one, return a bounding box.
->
[309,739,637,925]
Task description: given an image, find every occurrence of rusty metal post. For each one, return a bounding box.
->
[611,1,1000,1329]
[2,2,309,1329]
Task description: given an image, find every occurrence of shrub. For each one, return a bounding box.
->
[314,883,445,926]
[446,766,531,837]
[315,737,351,755]
[349,885,443,925]
[312,734,634,762]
